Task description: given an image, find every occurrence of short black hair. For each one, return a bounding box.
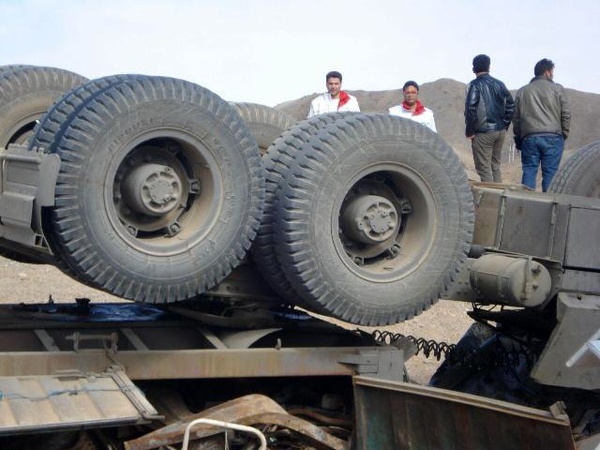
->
[534,58,555,76]
[403,80,419,91]
[472,54,491,73]
[326,71,342,82]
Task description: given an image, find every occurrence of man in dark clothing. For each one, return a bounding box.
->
[513,58,571,192]
[465,54,515,183]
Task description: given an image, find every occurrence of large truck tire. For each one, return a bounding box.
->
[0,66,88,148]
[548,140,600,198]
[30,75,140,153]
[0,64,32,75]
[39,76,264,303]
[232,102,295,155]
[252,113,358,307]
[26,75,142,275]
[272,114,474,326]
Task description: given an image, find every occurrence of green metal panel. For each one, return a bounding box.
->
[353,376,575,450]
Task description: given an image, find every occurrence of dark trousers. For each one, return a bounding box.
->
[520,134,564,192]
[472,130,506,183]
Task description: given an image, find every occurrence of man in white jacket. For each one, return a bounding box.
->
[307,71,360,118]
[388,80,437,132]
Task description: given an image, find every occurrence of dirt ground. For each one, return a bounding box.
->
[0,255,475,384]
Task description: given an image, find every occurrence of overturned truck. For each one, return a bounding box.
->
[0,65,598,449]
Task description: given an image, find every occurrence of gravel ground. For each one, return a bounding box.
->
[0,255,475,384]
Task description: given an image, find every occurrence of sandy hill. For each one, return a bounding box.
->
[275,79,600,184]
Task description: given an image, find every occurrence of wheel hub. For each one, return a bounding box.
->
[341,195,398,244]
[122,164,182,216]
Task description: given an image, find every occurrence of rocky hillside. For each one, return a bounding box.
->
[276,79,600,184]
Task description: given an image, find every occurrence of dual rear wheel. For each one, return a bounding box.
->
[29,75,265,302]
[256,113,474,325]
[1,67,475,325]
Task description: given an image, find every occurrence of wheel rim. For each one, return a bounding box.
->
[5,111,42,147]
[106,132,222,256]
[333,163,437,282]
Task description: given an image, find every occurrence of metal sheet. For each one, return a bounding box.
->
[564,207,600,270]
[0,369,159,435]
[353,376,575,450]
[470,187,600,268]
[498,193,559,258]
[471,186,503,247]
[561,270,600,296]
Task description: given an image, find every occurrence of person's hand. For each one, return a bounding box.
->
[514,137,522,151]
[467,135,475,140]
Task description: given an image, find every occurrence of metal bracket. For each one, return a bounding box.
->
[0,144,60,249]
[338,348,405,381]
[66,331,119,353]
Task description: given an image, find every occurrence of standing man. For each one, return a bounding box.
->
[389,80,437,132]
[464,54,515,183]
[513,58,571,192]
[307,71,360,118]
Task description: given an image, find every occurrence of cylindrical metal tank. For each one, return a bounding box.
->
[470,254,552,307]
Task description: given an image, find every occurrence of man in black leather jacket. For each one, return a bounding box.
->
[464,54,515,183]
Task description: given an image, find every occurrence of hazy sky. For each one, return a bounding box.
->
[1,0,598,106]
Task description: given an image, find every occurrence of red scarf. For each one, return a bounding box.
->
[402,100,426,116]
[338,91,351,109]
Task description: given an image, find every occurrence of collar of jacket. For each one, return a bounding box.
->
[530,75,554,84]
